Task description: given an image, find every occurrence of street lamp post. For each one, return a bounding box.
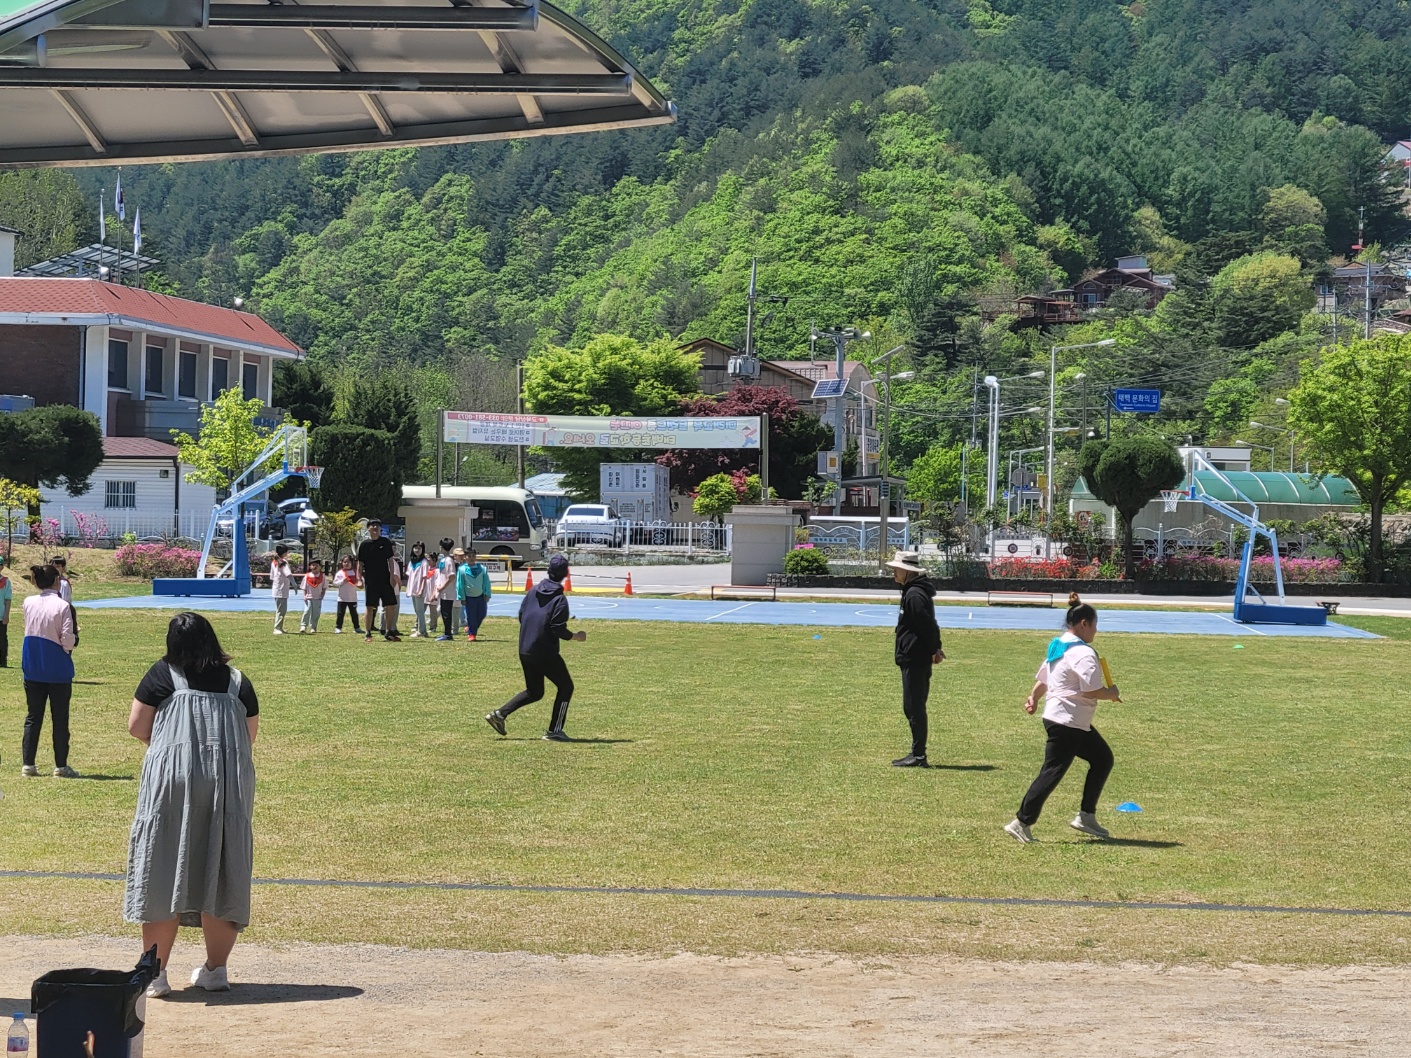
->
[1252,403,1297,472]
[984,372,1045,511]
[815,325,870,514]
[1235,438,1276,471]
[1047,340,1115,557]
[862,348,909,569]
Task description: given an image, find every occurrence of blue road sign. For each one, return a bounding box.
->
[1113,388,1161,413]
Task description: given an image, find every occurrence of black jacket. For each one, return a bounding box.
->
[517,578,573,657]
[895,575,942,666]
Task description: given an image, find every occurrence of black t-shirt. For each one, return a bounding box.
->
[134,661,259,717]
[357,537,394,585]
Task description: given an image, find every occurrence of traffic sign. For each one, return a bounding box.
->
[879,481,891,499]
[1113,388,1161,413]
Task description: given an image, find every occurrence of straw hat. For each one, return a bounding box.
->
[451,547,467,560]
[885,550,925,574]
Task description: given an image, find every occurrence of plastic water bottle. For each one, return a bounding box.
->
[6,1014,28,1055]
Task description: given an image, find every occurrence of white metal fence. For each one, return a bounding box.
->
[804,521,913,554]
[548,520,732,553]
[37,508,214,544]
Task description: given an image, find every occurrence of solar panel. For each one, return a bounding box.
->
[811,378,848,399]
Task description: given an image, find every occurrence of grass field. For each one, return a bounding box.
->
[3,606,1411,966]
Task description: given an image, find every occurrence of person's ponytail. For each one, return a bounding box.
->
[1065,592,1097,628]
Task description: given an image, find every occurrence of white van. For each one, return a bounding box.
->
[400,485,549,568]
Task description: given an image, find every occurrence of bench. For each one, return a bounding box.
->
[987,590,1054,608]
[1317,600,1340,616]
[710,584,777,601]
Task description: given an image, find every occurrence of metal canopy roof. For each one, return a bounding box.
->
[1073,472,1362,507]
[18,241,159,275]
[0,0,675,168]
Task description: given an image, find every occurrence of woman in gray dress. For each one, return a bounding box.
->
[124,612,258,999]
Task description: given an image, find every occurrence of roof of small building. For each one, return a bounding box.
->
[102,436,180,459]
[0,278,300,355]
[765,359,871,385]
[1074,471,1361,506]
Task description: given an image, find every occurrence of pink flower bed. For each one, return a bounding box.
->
[115,543,202,578]
[1138,556,1343,584]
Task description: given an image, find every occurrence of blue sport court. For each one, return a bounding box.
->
[82,593,1379,638]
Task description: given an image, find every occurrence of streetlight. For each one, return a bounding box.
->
[1249,420,1295,472]
[982,371,1044,510]
[863,354,912,567]
[1236,439,1276,471]
[814,325,870,514]
[1048,339,1115,556]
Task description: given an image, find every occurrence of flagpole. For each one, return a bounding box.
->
[99,187,106,281]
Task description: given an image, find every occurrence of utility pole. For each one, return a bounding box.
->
[744,257,757,359]
[516,359,526,488]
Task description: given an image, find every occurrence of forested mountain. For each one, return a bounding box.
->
[8,0,1410,488]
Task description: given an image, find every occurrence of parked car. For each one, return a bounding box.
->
[265,497,318,539]
[554,504,626,548]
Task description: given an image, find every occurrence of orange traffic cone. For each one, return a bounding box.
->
[624,571,634,596]
[524,567,534,591]
[563,572,573,593]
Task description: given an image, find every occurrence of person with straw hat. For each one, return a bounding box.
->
[886,550,944,768]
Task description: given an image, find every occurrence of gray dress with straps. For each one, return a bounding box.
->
[124,665,256,928]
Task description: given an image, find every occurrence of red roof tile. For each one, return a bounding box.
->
[0,278,300,355]
[103,437,181,459]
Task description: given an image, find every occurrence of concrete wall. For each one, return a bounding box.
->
[726,505,797,585]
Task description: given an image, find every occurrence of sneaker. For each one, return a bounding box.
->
[1004,818,1033,844]
[542,730,571,742]
[409,631,421,639]
[485,712,506,736]
[333,628,343,635]
[466,633,475,641]
[364,634,374,643]
[435,634,452,642]
[21,765,39,778]
[146,971,171,999]
[891,754,928,768]
[1070,812,1111,839]
[272,629,284,635]
[53,766,78,779]
[387,633,402,642]
[190,963,229,991]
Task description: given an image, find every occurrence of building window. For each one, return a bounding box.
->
[145,346,165,394]
[105,481,137,509]
[108,339,129,389]
[178,351,198,399]
[211,357,229,396]
[242,361,259,401]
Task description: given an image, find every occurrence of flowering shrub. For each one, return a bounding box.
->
[115,543,202,578]
[29,518,61,549]
[1137,556,1344,584]
[991,558,1079,579]
[70,511,109,548]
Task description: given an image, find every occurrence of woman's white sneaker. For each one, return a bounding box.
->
[190,963,230,991]
[1070,812,1111,839]
[146,971,171,998]
[1003,818,1033,844]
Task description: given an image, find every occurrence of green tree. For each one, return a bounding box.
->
[0,478,41,558]
[309,425,401,521]
[523,334,702,497]
[1077,436,1185,579]
[905,443,967,506]
[0,406,104,515]
[1288,335,1411,581]
[0,170,88,269]
[1209,252,1315,349]
[1260,184,1327,267]
[311,505,361,565]
[341,373,423,485]
[273,360,336,428]
[693,473,741,521]
[170,388,275,494]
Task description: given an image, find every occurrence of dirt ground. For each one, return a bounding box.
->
[4,936,1410,1056]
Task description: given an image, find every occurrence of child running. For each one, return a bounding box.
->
[457,547,493,641]
[1004,593,1122,844]
[405,542,430,638]
[300,559,326,633]
[332,555,362,635]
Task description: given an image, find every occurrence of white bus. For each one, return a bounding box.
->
[399,485,549,568]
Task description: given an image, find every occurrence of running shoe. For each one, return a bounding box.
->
[190,963,229,991]
[1003,818,1033,844]
[485,712,506,736]
[1069,812,1111,839]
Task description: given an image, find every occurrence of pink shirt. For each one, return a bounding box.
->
[24,590,76,651]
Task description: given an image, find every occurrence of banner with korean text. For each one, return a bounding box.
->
[444,411,762,449]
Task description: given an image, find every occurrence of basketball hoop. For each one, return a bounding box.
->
[298,466,324,489]
[1160,489,1182,512]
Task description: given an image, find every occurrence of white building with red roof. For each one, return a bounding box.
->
[0,274,303,537]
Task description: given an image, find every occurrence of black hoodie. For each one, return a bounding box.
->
[895,574,942,666]
[517,577,573,657]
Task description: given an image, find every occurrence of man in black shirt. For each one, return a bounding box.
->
[355,519,401,642]
[888,550,944,767]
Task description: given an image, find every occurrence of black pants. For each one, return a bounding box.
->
[0,620,7,667]
[1017,720,1113,825]
[335,601,362,632]
[440,599,455,633]
[23,680,72,768]
[899,663,931,758]
[499,653,574,733]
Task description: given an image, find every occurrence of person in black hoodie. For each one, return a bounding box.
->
[887,550,944,767]
[484,554,586,741]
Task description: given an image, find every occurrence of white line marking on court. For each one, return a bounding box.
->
[1216,614,1269,635]
[705,602,757,621]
